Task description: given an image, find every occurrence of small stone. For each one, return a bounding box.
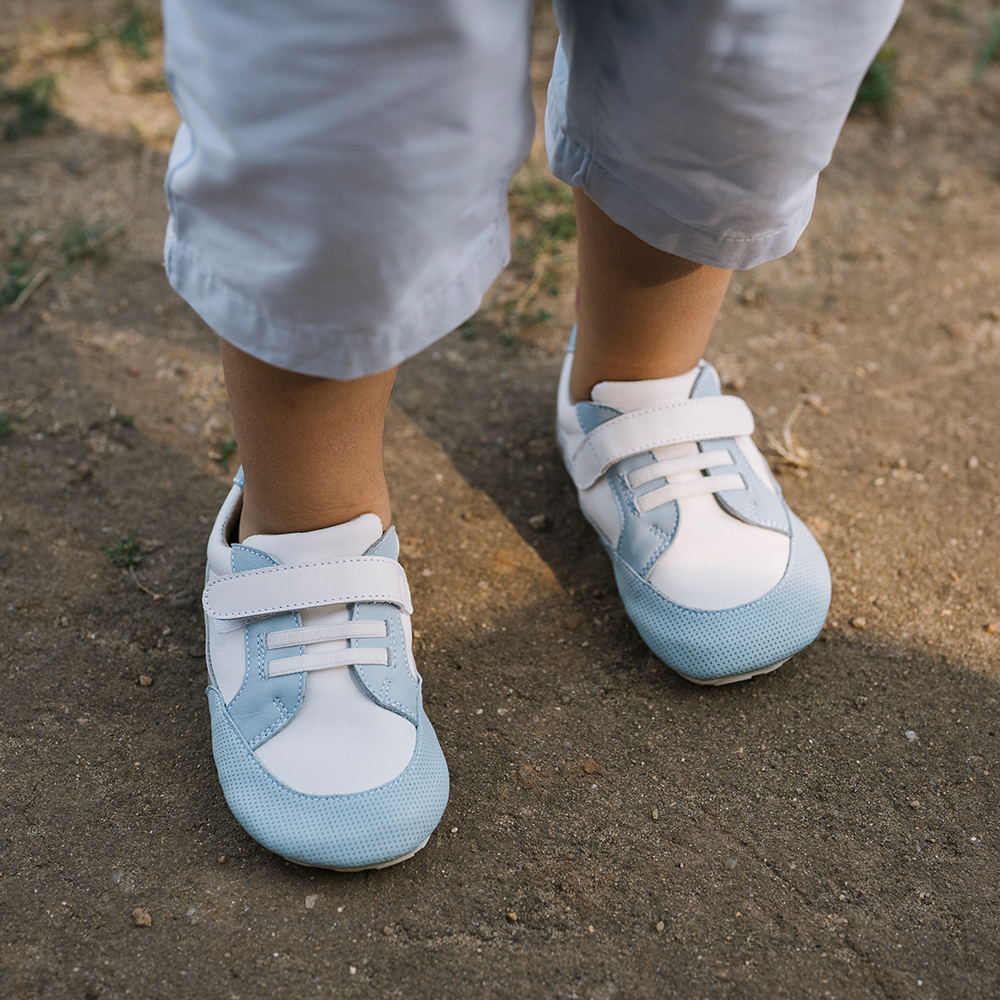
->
[451,827,459,834]
[349,966,357,975]
[564,612,585,631]
[909,800,921,810]
[382,926,393,936]
[218,855,227,864]
[655,921,665,933]
[850,617,867,629]
[528,513,550,532]
[985,624,996,634]
[305,894,318,909]
[138,675,152,687]
[968,456,979,470]
[651,809,659,821]
[132,908,152,927]
[905,730,917,742]
[507,911,518,923]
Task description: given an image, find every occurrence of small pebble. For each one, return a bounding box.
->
[655,921,665,933]
[305,894,318,909]
[850,617,866,629]
[349,966,356,975]
[382,926,393,936]
[218,855,227,864]
[507,911,518,923]
[528,513,550,531]
[132,908,152,927]
[905,730,917,742]
[967,456,979,470]
[138,675,152,687]
[985,624,996,634]
[909,800,921,810]
[651,808,659,821]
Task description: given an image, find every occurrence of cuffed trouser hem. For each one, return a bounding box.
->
[546,109,815,272]
[164,214,511,380]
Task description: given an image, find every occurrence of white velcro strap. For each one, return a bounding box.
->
[266,620,387,650]
[634,473,746,514]
[268,647,388,678]
[570,396,754,490]
[203,556,413,625]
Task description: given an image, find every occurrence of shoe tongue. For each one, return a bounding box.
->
[590,364,702,411]
[242,513,384,565]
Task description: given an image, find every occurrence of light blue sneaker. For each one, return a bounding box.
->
[557,330,831,684]
[201,469,449,869]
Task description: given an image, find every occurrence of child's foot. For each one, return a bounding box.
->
[201,469,449,869]
[557,330,831,684]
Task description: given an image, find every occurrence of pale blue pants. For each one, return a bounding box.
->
[162,0,902,379]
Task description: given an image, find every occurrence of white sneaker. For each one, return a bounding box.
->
[557,329,831,684]
[201,470,449,869]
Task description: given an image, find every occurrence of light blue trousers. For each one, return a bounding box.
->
[162,0,901,379]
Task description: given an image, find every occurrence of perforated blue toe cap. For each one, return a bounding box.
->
[208,687,449,869]
[611,512,831,683]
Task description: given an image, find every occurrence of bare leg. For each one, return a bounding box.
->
[570,188,733,402]
[220,340,396,541]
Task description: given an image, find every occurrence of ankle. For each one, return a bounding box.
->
[237,483,391,542]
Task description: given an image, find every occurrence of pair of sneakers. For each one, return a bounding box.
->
[200,332,830,869]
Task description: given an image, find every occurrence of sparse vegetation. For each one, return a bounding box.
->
[216,438,238,470]
[972,12,1000,82]
[0,74,58,141]
[113,0,158,59]
[0,411,22,436]
[115,412,136,427]
[104,531,143,568]
[63,221,111,266]
[852,45,897,115]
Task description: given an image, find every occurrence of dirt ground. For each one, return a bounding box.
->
[2,2,1000,998]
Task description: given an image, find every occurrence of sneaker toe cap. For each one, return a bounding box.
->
[208,687,449,869]
[613,512,831,683]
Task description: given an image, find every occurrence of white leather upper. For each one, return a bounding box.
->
[205,505,418,795]
[559,353,790,611]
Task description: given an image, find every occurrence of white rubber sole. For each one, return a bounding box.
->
[681,658,788,687]
[282,835,431,873]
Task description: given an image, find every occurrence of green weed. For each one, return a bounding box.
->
[0,261,30,304]
[509,176,574,208]
[972,13,1000,82]
[114,1,158,59]
[0,74,58,141]
[852,45,897,115]
[115,412,136,427]
[104,531,143,568]
[0,411,22,436]
[63,222,110,266]
[216,438,238,470]
[460,321,479,340]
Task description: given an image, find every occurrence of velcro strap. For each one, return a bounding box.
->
[203,556,413,624]
[569,396,754,490]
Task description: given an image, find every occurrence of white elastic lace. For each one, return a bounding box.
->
[625,449,746,515]
[265,619,389,678]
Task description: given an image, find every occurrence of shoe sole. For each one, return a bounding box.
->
[281,835,431,873]
[679,658,788,687]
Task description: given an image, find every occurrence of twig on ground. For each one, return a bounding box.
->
[129,565,163,600]
[8,267,51,312]
[765,401,813,468]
